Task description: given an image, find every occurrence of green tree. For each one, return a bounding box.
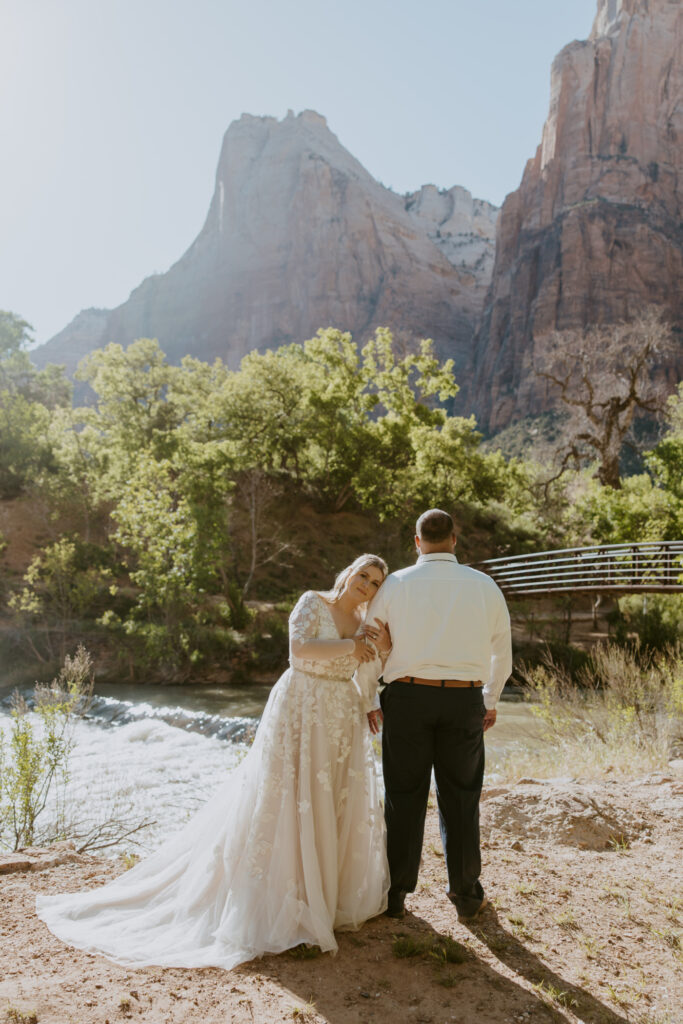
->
[646,382,683,500]
[73,338,180,491]
[107,455,230,666]
[576,473,683,544]
[198,326,506,518]
[0,311,71,497]
[9,536,113,660]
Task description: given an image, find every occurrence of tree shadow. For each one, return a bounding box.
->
[238,906,628,1024]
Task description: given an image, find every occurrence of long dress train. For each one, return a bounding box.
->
[36,590,389,969]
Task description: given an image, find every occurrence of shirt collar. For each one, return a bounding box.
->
[417,553,459,563]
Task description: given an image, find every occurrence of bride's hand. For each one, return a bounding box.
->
[360,618,392,654]
[351,635,375,663]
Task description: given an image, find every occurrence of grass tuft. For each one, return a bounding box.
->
[532,980,578,1009]
[392,932,470,964]
[652,927,681,952]
[514,882,538,897]
[5,1009,38,1024]
[291,1000,317,1021]
[435,969,462,988]
[287,943,321,960]
[554,908,579,931]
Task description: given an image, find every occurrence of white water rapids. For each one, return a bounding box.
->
[0,689,540,857]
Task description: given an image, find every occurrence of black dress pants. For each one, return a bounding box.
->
[380,681,486,917]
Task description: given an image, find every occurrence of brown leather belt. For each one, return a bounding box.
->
[394,676,483,688]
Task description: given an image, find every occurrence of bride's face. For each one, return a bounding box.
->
[344,565,385,605]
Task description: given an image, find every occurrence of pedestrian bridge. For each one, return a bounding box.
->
[475,541,683,597]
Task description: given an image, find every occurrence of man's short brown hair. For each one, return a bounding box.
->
[416,508,454,544]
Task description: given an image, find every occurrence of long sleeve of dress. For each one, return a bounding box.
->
[353,655,383,714]
[352,587,391,713]
[289,591,356,662]
[352,594,387,713]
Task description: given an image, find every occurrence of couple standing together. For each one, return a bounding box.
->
[38,509,512,969]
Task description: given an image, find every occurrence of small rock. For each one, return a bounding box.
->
[0,856,32,875]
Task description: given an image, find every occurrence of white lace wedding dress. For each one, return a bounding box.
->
[36,591,389,968]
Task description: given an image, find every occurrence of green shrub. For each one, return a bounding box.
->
[250,614,289,672]
[611,595,683,651]
[0,644,93,850]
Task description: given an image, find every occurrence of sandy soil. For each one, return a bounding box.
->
[1,773,681,1024]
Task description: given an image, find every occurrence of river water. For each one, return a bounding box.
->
[0,680,540,856]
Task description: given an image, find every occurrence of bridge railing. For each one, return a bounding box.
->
[473,541,683,596]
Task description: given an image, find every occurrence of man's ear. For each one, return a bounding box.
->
[452,533,457,546]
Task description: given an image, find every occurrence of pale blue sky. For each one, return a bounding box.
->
[1,0,597,345]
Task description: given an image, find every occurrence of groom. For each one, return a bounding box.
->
[366,509,512,920]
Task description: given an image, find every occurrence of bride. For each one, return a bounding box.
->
[37,554,391,969]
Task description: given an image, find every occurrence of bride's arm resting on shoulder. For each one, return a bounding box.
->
[289,591,375,663]
[358,618,391,730]
[290,635,375,663]
[357,588,393,731]
[353,642,384,726]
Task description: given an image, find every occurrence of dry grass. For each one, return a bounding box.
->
[500,642,682,780]
[5,1009,38,1024]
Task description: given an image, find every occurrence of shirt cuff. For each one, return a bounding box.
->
[483,679,506,710]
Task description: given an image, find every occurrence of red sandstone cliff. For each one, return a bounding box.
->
[37,112,496,386]
[472,0,683,432]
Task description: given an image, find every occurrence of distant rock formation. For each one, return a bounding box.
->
[472,0,683,432]
[404,184,498,314]
[36,111,497,389]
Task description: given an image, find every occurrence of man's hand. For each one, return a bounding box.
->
[367,709,383,735]
[483,708,497,732]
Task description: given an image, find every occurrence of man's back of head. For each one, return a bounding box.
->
[415,509,455,553]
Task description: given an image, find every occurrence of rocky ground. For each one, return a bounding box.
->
[1,772,681,1024]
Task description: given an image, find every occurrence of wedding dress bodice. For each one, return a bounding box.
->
[289,590,359,680]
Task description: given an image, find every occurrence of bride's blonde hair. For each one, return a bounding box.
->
[323,554,388,605]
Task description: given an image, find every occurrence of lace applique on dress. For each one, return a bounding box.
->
[289,591,359,682]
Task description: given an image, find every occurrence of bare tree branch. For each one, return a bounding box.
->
[534,307,675,488]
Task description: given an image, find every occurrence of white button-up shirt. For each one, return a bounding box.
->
[360,553,512,710]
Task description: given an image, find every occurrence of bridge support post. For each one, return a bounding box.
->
[592,594,602,631]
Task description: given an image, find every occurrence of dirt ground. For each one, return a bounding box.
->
[1,773,681,1024]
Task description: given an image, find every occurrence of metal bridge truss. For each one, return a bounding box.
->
[475,541,683,597]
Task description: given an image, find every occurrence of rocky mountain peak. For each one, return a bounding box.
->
[36,110,497,389]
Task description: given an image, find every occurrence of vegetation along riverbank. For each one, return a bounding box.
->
[1,310,681,687]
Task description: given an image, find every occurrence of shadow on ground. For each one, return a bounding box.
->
[242,906,629,1024]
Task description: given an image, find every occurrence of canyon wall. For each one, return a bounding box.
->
[472,0,683,431]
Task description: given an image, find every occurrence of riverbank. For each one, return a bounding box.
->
[2,771,681,1024]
